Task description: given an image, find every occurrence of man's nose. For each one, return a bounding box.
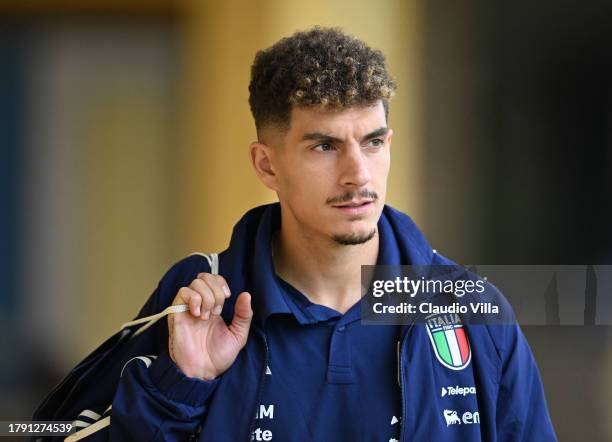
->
[339,144,372,188]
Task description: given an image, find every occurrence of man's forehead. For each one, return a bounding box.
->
[289,101,386,139]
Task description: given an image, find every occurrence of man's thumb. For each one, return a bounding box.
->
[229,292,253,344]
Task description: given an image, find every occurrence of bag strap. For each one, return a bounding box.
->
[120,252,219,338]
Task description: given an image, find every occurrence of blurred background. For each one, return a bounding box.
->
[1,0,611,440]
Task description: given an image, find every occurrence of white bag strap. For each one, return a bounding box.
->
[65,416,110,442]
[120,252,219,338]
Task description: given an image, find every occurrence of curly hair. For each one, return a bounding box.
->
[248,26,396,136]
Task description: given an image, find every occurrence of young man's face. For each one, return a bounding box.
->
[252,100,393,246]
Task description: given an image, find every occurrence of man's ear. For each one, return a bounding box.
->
[250,141,280,192]
[386,128,394,147]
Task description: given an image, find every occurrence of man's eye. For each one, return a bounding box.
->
[366,138,384,148]
[313,143,334,152]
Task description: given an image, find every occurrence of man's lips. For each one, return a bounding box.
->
[332,200,374,215]
[332,199,374,208]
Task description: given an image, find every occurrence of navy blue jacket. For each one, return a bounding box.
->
[34,202,557,441]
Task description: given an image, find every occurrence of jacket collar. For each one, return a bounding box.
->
[220,202,436,330]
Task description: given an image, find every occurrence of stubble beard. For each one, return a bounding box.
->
[332,227,377,246]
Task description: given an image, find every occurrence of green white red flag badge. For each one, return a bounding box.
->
[426,313,471,370]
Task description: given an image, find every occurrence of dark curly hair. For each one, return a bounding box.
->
[248,26,396,137]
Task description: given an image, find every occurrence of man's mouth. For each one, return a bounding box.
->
[332,199,374,208]
[332,200,375,215]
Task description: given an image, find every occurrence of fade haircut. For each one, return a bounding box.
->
[248,26,397,138]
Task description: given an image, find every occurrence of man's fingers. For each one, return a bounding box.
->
[190,278,216,319]
[228,292,253,346]
[189,291,202,317]
[174,287,202,317]
[197,273,230,316]
[174,274,235,322]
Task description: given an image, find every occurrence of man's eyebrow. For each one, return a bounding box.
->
[300,126,389,144]
[300,132,343,143]
[362,126,389,140]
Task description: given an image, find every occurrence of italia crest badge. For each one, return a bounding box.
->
[426,313,471,370]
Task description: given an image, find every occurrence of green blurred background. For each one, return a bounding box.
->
[1,0,611,440]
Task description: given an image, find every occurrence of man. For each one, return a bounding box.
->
[34,26,557,441]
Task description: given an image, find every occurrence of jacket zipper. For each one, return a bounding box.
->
[398,326,413,442]
[247,325,270,441]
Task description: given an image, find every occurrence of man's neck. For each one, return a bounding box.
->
[271,217,379,314]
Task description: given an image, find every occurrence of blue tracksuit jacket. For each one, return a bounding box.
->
[33,202,557,441]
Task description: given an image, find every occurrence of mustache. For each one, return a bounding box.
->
[327,190,378,205]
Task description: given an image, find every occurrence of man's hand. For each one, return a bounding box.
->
[167,273,253,380]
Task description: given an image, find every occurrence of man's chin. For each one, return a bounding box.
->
[331,227,377,246]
